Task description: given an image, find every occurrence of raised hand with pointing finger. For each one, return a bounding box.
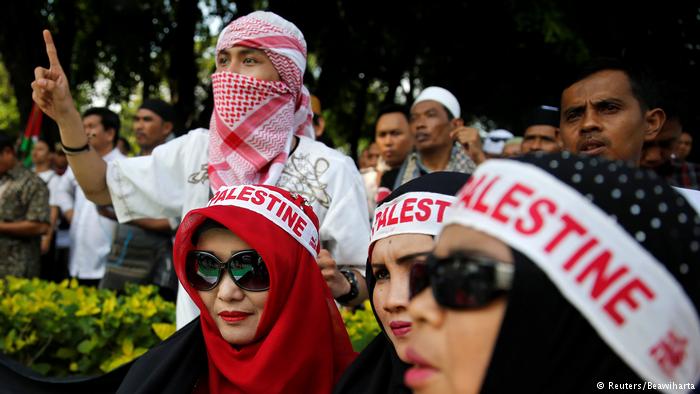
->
[31,30,112,205]
[31,30,80,125]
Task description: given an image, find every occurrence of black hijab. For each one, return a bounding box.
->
[446,153,700,393]
[334,172,469,394]
[116,318,206,393]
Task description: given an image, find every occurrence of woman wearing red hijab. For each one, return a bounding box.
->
[117,185,356,393]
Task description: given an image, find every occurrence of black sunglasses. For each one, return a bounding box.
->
[409,252,513,309]
[186,249,270,292]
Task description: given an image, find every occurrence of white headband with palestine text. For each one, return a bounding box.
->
[443,159,700,391]
[208,185,319,258]
[371,192,457,244]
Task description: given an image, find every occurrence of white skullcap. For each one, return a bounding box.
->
[412,86,461,118]
[482,129,515,155]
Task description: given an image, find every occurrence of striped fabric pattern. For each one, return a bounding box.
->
[208,12,314,191]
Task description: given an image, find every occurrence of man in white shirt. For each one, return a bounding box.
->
[56,108,125,286]
[31,138,64,280]
[379,87,477,197]
[32,12,370,327]
[100,99,179,299]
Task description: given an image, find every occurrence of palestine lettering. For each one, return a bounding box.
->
[457,174,656,326]
[373,197,451,235]
[210,186,308,237]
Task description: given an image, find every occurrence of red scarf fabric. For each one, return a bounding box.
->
[208,12,314,191]
[174,185,356,393]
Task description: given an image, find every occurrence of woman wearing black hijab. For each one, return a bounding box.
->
[406,153,700,393]
[334,172,469,394]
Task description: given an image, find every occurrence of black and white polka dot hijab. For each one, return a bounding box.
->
[443,153,700,393]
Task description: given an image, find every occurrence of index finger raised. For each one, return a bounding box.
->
[42,30,63,72]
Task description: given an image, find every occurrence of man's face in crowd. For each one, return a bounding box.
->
[675,132,692,161]
[502,142,521,157]
[366,143,380,168]
[53,150,67,171]
[359,143,381,169]
[410,101,458,155]
[116,139,130,156]
[560,70,663,164]
[640,117,682,169]
[521,125,560,154]
[0,148,14,175]
[375,112,413,168]
[216,46,280,81]
[134,108,172,151]
[83,114,115,153]
[31,140,52,166]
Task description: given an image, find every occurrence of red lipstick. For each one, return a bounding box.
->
[218,311,252,323]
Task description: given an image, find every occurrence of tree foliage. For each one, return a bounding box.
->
[0,60,20,132]
[1,1,699,160]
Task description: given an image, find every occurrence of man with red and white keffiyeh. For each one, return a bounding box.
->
[32,11,371,328]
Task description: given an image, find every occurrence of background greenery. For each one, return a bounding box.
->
[0,1,699,160]
[0,276,380,377]
[341,300,382,352]
[0,277,175,377]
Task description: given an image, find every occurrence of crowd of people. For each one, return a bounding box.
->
[0,98,182,300]
[0,8,696,394]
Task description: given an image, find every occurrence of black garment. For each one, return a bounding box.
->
[335,172,469,394]
[378,166,433,205]
[377,168,400,202]
[480,250,647,393]
[478,153,700,393]
[379,171,469,205]
[0,351,131,394]
[513,152,700,309]
[333,255,411,394]
[77,278,101,287]
[117,318,206,394]
[333,334,410,394]
[38,230,58,282]
[51,211,71,282]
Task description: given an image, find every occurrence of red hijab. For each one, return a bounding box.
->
[174,185,356,393]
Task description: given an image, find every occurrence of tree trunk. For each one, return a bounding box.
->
[0,1,49,131]
[169,0,200,132]
[351,78,369,163]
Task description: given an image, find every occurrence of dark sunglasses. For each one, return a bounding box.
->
[186,249,270,292]
[409,252,513,309]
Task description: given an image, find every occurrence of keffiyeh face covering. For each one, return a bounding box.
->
[208,11,314,191]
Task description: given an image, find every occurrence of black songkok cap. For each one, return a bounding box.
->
[526,105,560,128]
[139,99,175,123]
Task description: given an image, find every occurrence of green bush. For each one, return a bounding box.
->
[341,300,382,352]
[0,276,175,377]
[0,277,382,377]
